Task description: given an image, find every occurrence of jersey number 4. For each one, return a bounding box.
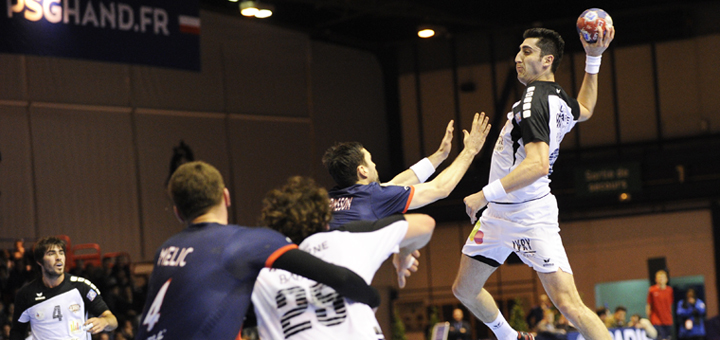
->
[276,283,347,338]
[142,279,172,332]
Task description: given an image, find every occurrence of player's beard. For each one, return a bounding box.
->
[43,262,64,280]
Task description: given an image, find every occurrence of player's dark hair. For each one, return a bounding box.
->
[33,236,66,265]
[322,142,365,189]
[260,176,331,244]
[523,28,564,73]
[615,306,627,313]
[168,161,225,222]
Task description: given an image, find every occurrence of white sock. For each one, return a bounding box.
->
[484,312,518,340]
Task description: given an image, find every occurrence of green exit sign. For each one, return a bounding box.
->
[574,162,642,196]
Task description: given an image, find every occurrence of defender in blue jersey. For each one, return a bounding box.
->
[323,112,491,230]
[453,28,615,340]
[136,161,380,340]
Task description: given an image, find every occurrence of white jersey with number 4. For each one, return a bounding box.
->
[252,216,409,340]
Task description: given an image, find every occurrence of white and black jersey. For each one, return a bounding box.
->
[489,81,580,203]
[253,215,408,340]
[10,275,109,340]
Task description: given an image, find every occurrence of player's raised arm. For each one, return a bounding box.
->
[386,120,455,186]
[577,24,615,122]
[408,112,490,209]
[271,248,380,307]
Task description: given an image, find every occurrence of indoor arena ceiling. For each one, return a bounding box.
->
[199,0,715,49]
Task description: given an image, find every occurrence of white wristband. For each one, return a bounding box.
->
[409,157,435,183]
[482,179,507,202]
[585,55,602,74]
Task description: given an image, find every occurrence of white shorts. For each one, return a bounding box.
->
[461,194,572,274]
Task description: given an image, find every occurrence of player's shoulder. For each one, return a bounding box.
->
[67,275,101,293]
[15,278,42,297]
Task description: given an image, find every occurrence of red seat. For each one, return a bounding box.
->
[72,243,102,268]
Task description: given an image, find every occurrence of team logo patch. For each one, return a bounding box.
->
[69,304,81,314]
[86,289,97,301]
[35,310,45,320]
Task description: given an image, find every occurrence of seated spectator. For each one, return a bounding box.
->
[556,314,576,333]
[10,240,26,262]
[606,306,627,328]
[448,308,472,340]
[596,307,610,326]
[677,289,706,340]
[2,322,10,340]
[118,318,135,339]
[527,294,552,331]
[537,308,566,337]
[628,314,658,339]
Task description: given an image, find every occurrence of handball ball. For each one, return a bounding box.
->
[576,8,613,43]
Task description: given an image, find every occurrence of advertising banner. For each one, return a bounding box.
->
[1,0,200,70]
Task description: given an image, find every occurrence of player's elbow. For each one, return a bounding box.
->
[531,160,549,177]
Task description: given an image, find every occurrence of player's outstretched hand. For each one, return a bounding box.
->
[463,191,488,224]
[581,25,615,56]
[463,112,491,155]
[428,120,454,166]
[393,250,420,288]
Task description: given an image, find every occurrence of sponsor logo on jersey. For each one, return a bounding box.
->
[512,238,537,258]
[35,292,45,301]
[468,222,484,244]
[86,289,97,301]
[494,135,505,152]
[542,257,554,267]
[35,310,45,320]
[70,320,83,334]
[69,304,81,313]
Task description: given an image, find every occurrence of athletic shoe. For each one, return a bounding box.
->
[517,332,535,340]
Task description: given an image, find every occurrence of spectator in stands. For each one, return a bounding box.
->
[677,288,706,340]
[647,270,674,340]
[527,294,552,331]
[556,314,575,333]
[3,304,12,326]
[130,275,147,314]
[2,322,10,340]
[0,302,6,328]
[10,240,26,263]
[5,252,32,305]
[536,308,566,339]
[0,250,10,304]
[606,306,627,328]
[448,308,472,340]
[628,314,658,339]
[596,307,610,325]
[114,330,128,340]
